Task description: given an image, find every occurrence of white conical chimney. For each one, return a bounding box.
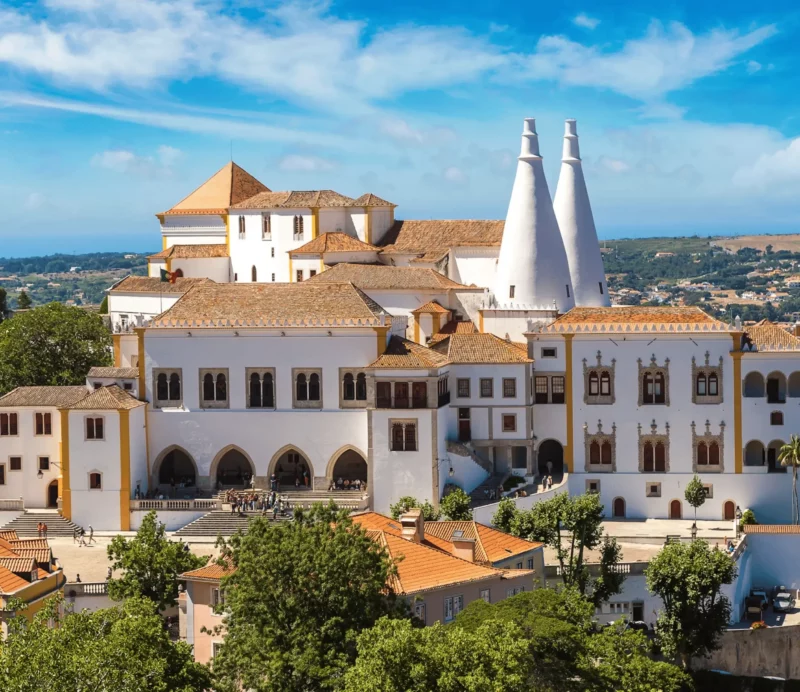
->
[494,118,575,312]
[554,119,609,307]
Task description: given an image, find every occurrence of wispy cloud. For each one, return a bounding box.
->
[91,145,182,175]
[573,13,600,30]
[278,154,336,172]
[733,138,800,191]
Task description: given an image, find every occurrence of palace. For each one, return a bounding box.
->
[0,118,797,531]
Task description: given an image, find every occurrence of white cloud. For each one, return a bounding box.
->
[733,138,800,190]
[746,60,762,74]
[90,145,182,174]
[278,154,336,172]
[443,166,468,184]
[573,13,600,30]
[598,156,630,173]
[24,192,44,210]
[520,21,777,101]
[380,118,424,144]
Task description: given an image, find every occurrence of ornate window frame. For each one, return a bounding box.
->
[638,420,670,472]
[292,368,323,409]
[583,351,616,405]
[339,368,370,408]
[638,355,670,407]
[199,368,230,409]
[691,420,725,473]
[246,367,276,409]
[583,420,616,472]
[153,368,183,409]
[692,352,723,405]
[646,481,661,497]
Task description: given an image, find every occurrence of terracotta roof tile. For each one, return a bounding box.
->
[353,193,396,207]
[153,282,387,328]
[474,524,542,562]
[368,336,449,369]
[744,525,800,534]
[12,548,52,564]
[543,307,728,334]
[9,539,49,550]
[148,244,229,260]
[0,531,18,542]
[164,162,269,215]
[289,232,378,256]
[411,301,450,314]
[231,190,356,209]
[181,560,234,581]
[87,367,139,379]
[0,557,36,575]
[0,566,29,594]
[0,386,88,408]
[306,263,476,291]
[430,333,532,364]
[430,320,478,343]
[68,385,144,411]
[744,320,800,352]
[378,220,504,254]
[110,276,213,295]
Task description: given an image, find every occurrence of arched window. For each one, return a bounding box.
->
[89,472,102,490]
[590,441,600,464]
[709,441,720,465]
[251,265,257,282]
[708,373,719,396]
[642,373,653,404]
[169,373,181,400]
[293,215,304,239]
[601,441,612,464]
[343,373,355,401]
[643,441,654,472]
[309,373,320,401]
[654,373,666,404]
[588,372,599,396]
[771,411,784,425]
[216,373,227,401]
[297,373,308,401]
[696,373,707,396]
[263,373,274,407]
[655,442,666,472]
[249,372,262,408]
[157,373,168,401]
[697,441,708,465]
[203,373,215,402]
[600,371,611,396]
[356,373,367,401]
[613,497,625,518]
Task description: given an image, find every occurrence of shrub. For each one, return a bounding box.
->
[389,496,440,521]
[739,509,756,530]
[503,476,524,491]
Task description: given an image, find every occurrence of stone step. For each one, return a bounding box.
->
[173,511,291,538]
[1,511,82,537]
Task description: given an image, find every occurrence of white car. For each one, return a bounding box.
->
[774,592,795,613]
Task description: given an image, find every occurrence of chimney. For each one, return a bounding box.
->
[451,535,476,563]
[399,508,424,544]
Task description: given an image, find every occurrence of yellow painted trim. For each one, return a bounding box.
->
[166,257,172,273]
[119,409,131,531]
[414,318,420,344]
[112,334,122,367]
[224,214,230,253]
[564,334,574,474]
[365,210,372,245]
[289,256,294,282]
[731,332,743,474]
[58,409,71,520]
[374,326,389,356]
[162,236,167,251]
[311,208,319,240]
[319,258,325,274]
[136,328,145,397]
[433,313,442,336]
[478,310,484,333]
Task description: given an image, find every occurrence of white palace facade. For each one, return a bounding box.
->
[0,118,798,530]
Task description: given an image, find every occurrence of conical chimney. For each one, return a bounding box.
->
[554,119,609,307]
[494,118,575,312]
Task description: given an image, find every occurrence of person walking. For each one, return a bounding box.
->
[37,522,43,538]
[107,566,112,580]
[42,522,48,538]
[78,527,87,547]
[88,525,95,544]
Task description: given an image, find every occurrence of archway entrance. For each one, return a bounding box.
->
[537,440,564,480]
[158,448,197,487]
[330,450,367,485]
[47,481,59,508]
[767,440,787,472]
[612,497,626,518]
[271,448,312,490]
[669,500,682,519]
[216,449,254,488]
[724,501,736,521]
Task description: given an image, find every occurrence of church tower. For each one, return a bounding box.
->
[554,119,609,307]
[493,118,575,313]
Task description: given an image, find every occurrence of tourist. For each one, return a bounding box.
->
[73,526,79,544]
[88,525,95,544]
[303,469,309,487]
[107,566,112,580]
[272,504,279,520]
[270,473,277,492]
[42,522,48,538]
[546,460,553,477]
[37,522,43,538]
[78,527,86,547]
[295,476,300,488]
[75,574,81,583]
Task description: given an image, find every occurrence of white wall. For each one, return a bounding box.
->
[318,208,348,234]
[108,292,183,331]
[449,248,498,288]
[369,209,394,245]
[149,259,166,278]
[129,406,148,496]
[171,257,230,282]
[131,509,206,531]
[473,481,567,524]
[161,215,226,247]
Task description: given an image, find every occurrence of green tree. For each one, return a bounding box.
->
[684,475,706,522]
[0,595,210,692]
[15,290,31,309]
[0,287,7,323]
[778,435,800,524]
[212,503,409,692]
[645,540,736,669]
[107,511,206,612]
[439,487,472,521]
[99,295,109,314]
[0,302,112,394]
[491,497,517,533]
[389,496,440,521]
[509,493,624,606]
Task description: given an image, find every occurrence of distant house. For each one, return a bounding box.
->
[654,252,675,258]
[69,266,81,273]
[785,276,800,288]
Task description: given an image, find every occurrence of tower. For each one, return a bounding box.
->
[554,119,609,307]
[493,118,575,313]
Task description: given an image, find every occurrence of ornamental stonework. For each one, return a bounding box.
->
[583,350,616,405]
[638,420,670,473]
[691,352,723,405]
[691,420,725,473]
[583,420,616,473]
[637,355,670,407]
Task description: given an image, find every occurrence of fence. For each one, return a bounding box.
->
[130,499,219,511]
[0,499,24,511]
[545,562,648,579]
[66,582,108,598]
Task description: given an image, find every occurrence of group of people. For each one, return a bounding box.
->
[327,478,364,491]
[269,469,310,491]
[227,490,289,518]
[36,522,49,538]
[73,525,96,547]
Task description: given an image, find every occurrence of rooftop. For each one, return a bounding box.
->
[430,333,532,364]
[163,162,269,216]
[231,189,356,209]
[109,276,213,295]
[87,367,140,379]
[368,336,450,369]
[148,244,229,260]
[182,560,234,582]
[352,193,395,207]
[542,306,730,334]
[0,386,88,409]
[430,320,478,343]
[305,263,476,291]
[411,301,451,315]
[744,320,800,352]
[378,220,505,256]
[68,385,145,411]
[152,282,387,328]
[289,232,378,256]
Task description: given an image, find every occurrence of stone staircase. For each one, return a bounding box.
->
[447,440,493,476]
[217,489,368,511]
[469,473,511,507]
[173,511,291,538]
[2,510,81,537]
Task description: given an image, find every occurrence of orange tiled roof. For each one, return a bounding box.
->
[353,193,395,207]
[543,307,728,334]
[163,162,269,215]
[0,557,36,575]
[0,386,88,408]
[231,190,356,209]
[744,320,800,352]
[0,531,18,542]
[423,521,541,564]
[181,560,234,581]
[289,232,378,256]
[9,539,49,550]
[148,244,229,260]
[430,320,478,343]
[87,367,140,379]
[378,220,504,255]
[12,548,52,564]
[411,301,450,315]
[430,333,532,364]
[0,566,29,595]
[110,276,213,295]
[67,385,145,411]
[368,336,449,369]
[305,263,475,291]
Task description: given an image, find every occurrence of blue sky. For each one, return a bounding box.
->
[1,0,800,256]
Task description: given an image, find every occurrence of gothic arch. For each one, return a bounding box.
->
[325,445,368,479]
[151,445,199,486]
[268,444,315,488]
[209,444,256,481]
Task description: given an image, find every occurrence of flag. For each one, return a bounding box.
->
[160,269,178,284]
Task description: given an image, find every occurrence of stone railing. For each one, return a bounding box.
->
[0,499,24,511]
[546,562,647,579]
[65,582,108,597]
[130,499,219,511]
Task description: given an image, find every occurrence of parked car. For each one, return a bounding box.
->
[773,591,796,612]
